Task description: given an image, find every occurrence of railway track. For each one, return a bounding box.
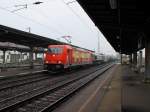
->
[0,63,114,112]
[0,70,49,90]
[0,65,96,91]
[0,65,103,101]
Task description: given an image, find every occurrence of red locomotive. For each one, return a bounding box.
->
[44,45,95,71]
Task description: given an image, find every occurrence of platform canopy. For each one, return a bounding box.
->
[0,42,30,51]
[78,0,150,54]
[0,24,63,48]
[0,24,94,52]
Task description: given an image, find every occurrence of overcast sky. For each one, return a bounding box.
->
[0,0,116,55]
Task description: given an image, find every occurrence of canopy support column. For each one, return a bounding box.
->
[145,39,150,81]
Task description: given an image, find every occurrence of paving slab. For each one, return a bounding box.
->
[122,65,150,112]
[97,64,121,112]
[98,64,150,112]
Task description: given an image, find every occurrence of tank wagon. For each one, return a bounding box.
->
[44,45,95,71]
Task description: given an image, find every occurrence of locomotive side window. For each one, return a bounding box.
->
[48,48,63,54]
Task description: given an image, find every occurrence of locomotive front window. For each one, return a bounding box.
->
[48,48,63,54]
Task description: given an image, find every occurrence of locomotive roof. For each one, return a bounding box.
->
[48,44,95,53]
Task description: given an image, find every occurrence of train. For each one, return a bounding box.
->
[44,44,97,71]
[44,44,112,72]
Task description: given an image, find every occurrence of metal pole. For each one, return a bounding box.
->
[133,52,137,71]
[145,39,150,80]
[120,54,122,64]
[27,27,31,33]
[2,50,6,71]
[3,50,5,64]
[98,33,100,54]
[138,51,142,72]
[129,54,132,65]
[29,48,34,69]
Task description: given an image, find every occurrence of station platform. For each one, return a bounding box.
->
[98,64,150,112]
[97,64,121,112]
[52,64,150,112]
[0,65,44,78]
[121,65,150,112]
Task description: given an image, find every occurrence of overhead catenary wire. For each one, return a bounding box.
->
[1,0,93,32]
[30,0,95,32]
[60,0,95,32]
[0,0,95,47]
[1,0,94,33]
[30,7,67,35]
[0,0,65,36]
[2,1,44,10]
[66,0,77,5]
[0,6,63,36]
[28,1,82,43]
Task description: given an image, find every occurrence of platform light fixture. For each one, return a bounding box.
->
[116,36,120,39]
[109,0,117,9]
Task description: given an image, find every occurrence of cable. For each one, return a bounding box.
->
[60,0,95,32]
[30,7,66,35]
[1,0,93,31]
[66,1,77,5]
[0,0,95,46]
[0,6,63,36]
[1,0,94,33]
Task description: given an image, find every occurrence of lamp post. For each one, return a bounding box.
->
[97,33,100,54]
[95,26,100,54]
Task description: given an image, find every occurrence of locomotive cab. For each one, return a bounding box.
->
[44,45,72,71]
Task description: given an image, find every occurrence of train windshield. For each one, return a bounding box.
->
[48,47,63,54]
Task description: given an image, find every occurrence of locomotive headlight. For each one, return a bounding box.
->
[53,54,56,57]
[58,61,62,64]
[45,61,49,63]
